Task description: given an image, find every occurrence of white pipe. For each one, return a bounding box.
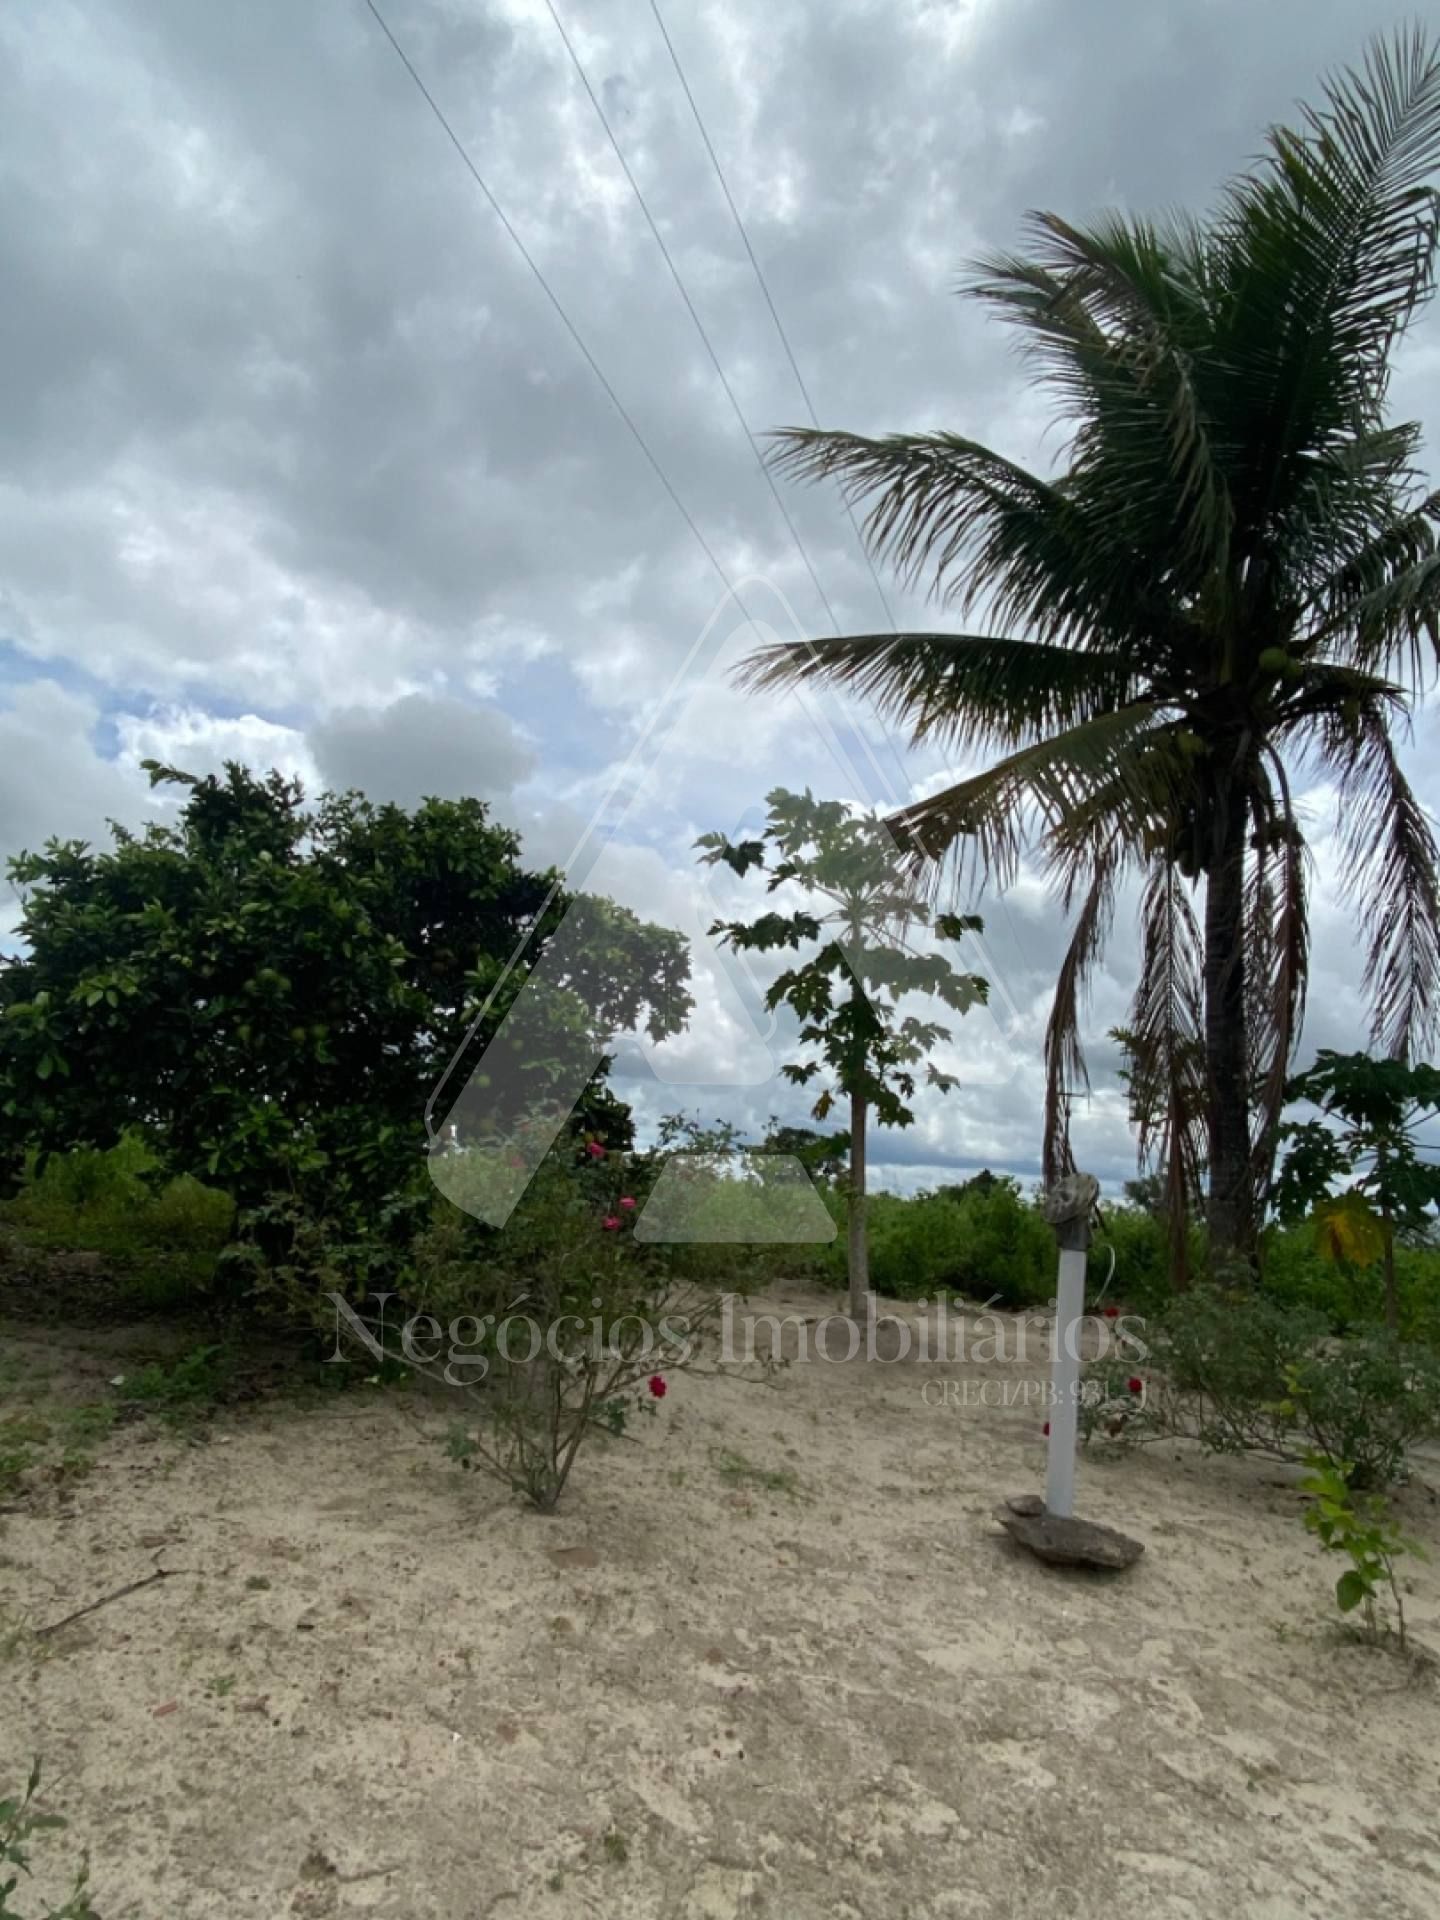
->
[1045,1243,1087,1518]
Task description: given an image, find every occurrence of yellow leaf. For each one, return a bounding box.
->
[1312,1196,1385,1269]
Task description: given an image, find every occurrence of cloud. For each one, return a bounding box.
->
[310,692,538,809]
[1,0,1436,1180]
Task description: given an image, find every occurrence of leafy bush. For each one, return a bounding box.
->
[1261,1223,1440,1345]
[1,766,691,1312]
[125,1343,236,1419]
[335,1150,727,1510]
[1090,1203,1196,1315]
[1283,1335,1440,1490]
[2,1135,235,1303]
[1083,1288,1440,1486]
[845,1178,1054,1306]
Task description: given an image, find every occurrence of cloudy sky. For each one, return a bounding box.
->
[3,0,1438,1191]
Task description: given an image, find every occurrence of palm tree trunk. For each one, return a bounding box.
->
[848,1087,869,1320]
[1203,787,1255,1270]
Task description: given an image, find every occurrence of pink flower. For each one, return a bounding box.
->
[619,1196,636,1211]
[648,1375,667,1399]
[586,1140,607,1160]
[601,1215,621,1232]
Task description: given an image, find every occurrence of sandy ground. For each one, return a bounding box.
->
[3,1285,1440,1920]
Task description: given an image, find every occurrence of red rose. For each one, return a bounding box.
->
[1102,1306,1119,1319]
[586,1140,606,1160]
[1041,1421,1050,1436]
[648,1375,667,1399]
[1127,1376,1143,1395]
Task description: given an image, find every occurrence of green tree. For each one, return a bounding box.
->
[1275,1050,1440,1330]
[744,30,1440,1271]
[761,1117,851,1186]
[698,788,987,1317]
[1,763,691,1229]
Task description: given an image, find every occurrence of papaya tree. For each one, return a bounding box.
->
[698,788,987,1317]
[1275,1050,1440,1329]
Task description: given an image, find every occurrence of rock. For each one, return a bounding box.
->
[994,1496,1144,1571]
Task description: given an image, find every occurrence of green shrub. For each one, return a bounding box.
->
[1284,1335,1440,1490]
[126,1343,235,1418]
[1085,1288,1440,1486]
[2,1135,235,1301]
[847,1179,1054,1306]
[1261,1222,1440,1345]
[341,1151,728,1510]
[1090,1204,1198,1315]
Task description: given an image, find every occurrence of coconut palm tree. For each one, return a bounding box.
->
[742,30,1440,1270]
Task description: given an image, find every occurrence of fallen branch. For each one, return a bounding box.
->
[36,1564,186,1640]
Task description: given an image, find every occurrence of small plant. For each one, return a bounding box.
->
[358,1154,724,1512]
[1276,1052,1440,1331]
[712,1448,802,1498]
[127,1343,233,1420]
[1298,1450,1426,1650]
[601,1828,629,1866]
[0,1424,44,1503]
[206,1673,237,1699]
[1077,1358,1150,1445]
[0,1760,97,1920]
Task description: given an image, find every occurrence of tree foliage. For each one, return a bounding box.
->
[698,787,987,1313]
[1275,1049,1440,1326]
[743,29,1440,1265]
[0,763,692,1234]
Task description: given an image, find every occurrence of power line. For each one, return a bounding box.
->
[359,0,741,614]
[357,1,897,840]
[641,6,1043,998]
[641,0,917,819]
[647,0,901,641]
[542,0,847,641]
[359,1,941,882]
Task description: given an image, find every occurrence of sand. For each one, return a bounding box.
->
[3,1285,1439,1919]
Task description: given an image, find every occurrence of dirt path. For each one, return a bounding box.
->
[3,1288,1439,1918]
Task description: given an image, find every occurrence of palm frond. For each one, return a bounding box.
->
[1042,848,1119,1183]
[1274,661,1410,739]
[734,630,1143,753]
[886,704,1173,885]
[766,427,1186,647]
[1211,28,1440,533]
[1315,545,1440,687]
[967,210,1232,577]
[1323,699,1440,1057]
[1245,753,1309,1204]
[1120,862,1207,1277]
[1303,481,1440,631]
